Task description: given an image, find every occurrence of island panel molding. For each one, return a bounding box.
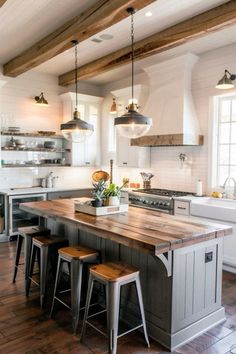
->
[3,0,155,77]
[20,199,232,255]
[59,1,236,85]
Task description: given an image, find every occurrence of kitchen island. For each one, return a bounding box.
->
[20,199,232,351]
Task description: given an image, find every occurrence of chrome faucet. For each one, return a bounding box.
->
[223,177,236,198]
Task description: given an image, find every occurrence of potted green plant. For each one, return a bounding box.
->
[91,179,107,207]
[104,183,124,206]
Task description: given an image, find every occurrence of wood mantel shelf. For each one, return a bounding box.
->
[20,199,232,256]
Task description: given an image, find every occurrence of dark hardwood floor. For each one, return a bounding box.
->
[1,241,236,354]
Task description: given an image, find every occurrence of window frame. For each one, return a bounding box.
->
[211,94,236,188]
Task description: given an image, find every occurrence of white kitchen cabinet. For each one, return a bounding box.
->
[116,134,150,168]
[109,85,150,168]
[60,93,103,167]
[190,213,236,273]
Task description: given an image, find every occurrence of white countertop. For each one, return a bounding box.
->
[173,195,205,202]
[0,186,91,196]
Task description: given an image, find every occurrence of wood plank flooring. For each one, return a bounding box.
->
[1,241,236,354]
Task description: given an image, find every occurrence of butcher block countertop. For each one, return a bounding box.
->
[20,199,232,256]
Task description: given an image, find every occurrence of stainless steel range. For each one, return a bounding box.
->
[129,189,189,214]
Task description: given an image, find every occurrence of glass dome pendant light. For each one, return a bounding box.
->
[60,40,94,142]
[114,8,152,139]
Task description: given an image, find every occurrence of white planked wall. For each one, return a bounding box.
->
[0,68,101,188]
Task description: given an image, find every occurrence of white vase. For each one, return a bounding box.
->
[108,196,120,206]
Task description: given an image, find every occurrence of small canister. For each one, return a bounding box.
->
[41,178,46,188]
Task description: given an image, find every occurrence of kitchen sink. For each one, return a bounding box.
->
[191,197,236,222]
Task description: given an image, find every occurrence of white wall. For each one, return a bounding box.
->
[100,43,236,193]
[0,69,102,188]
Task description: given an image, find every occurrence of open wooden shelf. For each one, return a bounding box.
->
[1,147,70,153]
[2,164,71,168]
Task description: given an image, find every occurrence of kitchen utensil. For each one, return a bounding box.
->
[140,172,154,189]
[92,170,110,182]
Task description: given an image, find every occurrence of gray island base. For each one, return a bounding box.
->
[20,199,232,351]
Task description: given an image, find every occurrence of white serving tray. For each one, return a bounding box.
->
[74,198,129,216]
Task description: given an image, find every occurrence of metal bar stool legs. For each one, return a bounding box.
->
[12,233,24,283]
[50,246,99,334]
[12,226,50,284]
[26,235,68,308]
[81,262,150,354]
[71,259,83,333]
[107,281,120,354]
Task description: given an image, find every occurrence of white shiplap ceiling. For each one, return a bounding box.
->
[0,0,235,85]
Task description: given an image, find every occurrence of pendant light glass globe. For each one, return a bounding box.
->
[114,8,152,139]
[60,40,94,142]
[61,110,93,142]
[115,103,151,138]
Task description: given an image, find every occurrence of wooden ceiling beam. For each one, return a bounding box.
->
[59,0,236,86]
[0,0,8,7]
[3,0,155,77]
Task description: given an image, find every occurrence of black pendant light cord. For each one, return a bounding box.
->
[131,9,134,104]
[72,40,79,110]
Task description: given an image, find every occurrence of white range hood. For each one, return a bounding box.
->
[131,53,203,146]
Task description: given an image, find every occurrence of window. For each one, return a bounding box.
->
[213,96,236,187]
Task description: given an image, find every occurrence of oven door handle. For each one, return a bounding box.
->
[130,204,171,214]
[9,202,12,235]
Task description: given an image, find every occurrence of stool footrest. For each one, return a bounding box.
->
[54,296,72,310]
[28,277,39,287]
[117,324,143,339]
[58,288,71,294]
[85,321,107,337]
[87,308,107,319]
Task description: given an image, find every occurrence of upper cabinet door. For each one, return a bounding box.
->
[116,134,150,168]
[60,93,103,167]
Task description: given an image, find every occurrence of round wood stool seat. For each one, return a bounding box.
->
[50,245,99,334]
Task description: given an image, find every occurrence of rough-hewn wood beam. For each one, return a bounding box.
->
[59,0,236,86]
[0,0,8,7]
[3,0,155,77]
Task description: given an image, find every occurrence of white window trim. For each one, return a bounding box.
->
[209,94,236,189]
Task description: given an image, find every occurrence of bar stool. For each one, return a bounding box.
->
[12,226,50,284]
[81,262,150,354]
[26,235,68,308]
[50,246,99,334]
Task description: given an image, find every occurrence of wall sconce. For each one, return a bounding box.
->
[110,98,117,114]
[179,153,187,162]
[34,92,48,106]
[216,70,236,89]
